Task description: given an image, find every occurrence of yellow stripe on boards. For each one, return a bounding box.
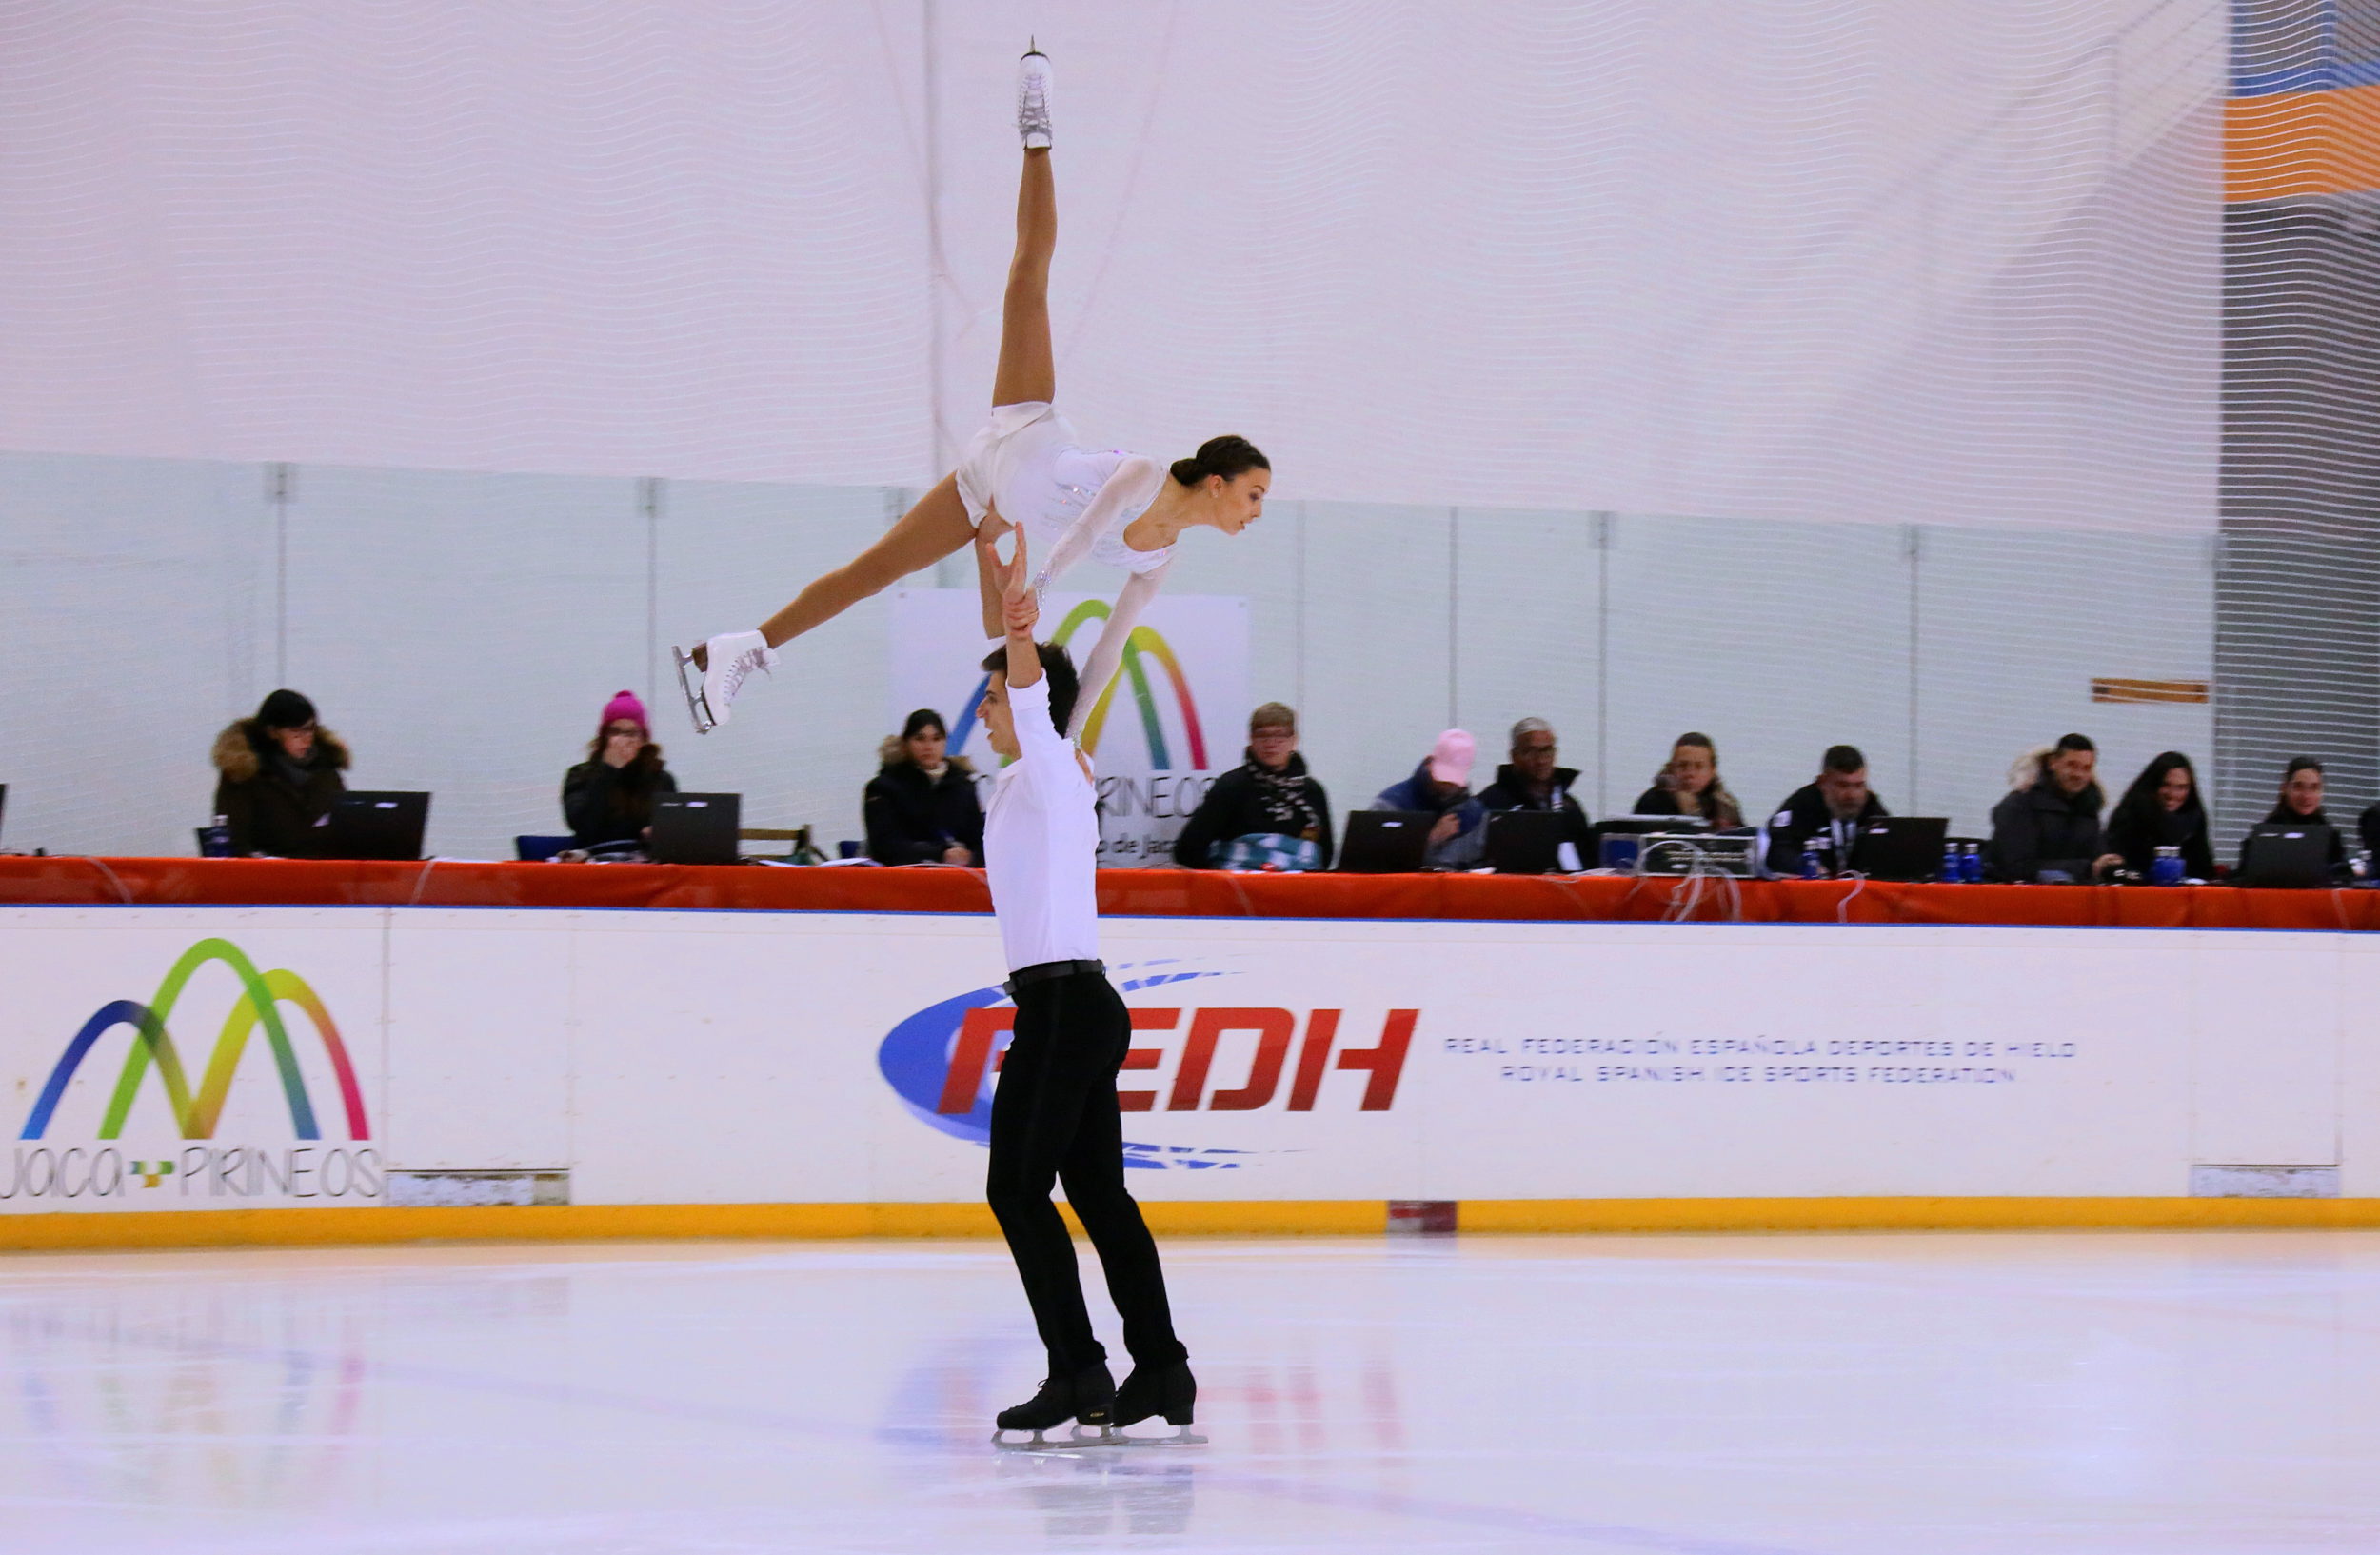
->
[3,1197,2378,1252]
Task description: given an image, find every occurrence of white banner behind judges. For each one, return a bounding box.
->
[887,588,1251,865]
[1,907,2375,1213]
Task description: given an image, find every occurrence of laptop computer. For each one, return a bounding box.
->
[650,792,742,866]
[2238,823,2334,889]
[1338,810,1433,874]
[1485,809,1569,874]
[321,791,430,861]
[1848,816,1950,882]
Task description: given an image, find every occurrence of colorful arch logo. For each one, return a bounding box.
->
[948,600,1209,768]
[20,938,369,1141]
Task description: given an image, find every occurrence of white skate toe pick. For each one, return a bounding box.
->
[1017,42,1052,150]
[682,630,776,733]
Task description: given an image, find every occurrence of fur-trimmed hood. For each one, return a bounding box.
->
[875,733,973,776]
[212,718,350,784]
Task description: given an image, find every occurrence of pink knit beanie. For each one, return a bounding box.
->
[601,689,647,732]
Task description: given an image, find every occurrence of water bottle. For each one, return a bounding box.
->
[1959,842,1984,884]
[2151,845,2185,887]
[1798,839,1823,879]
[200,814,233,859]
[1942,841,1962,882]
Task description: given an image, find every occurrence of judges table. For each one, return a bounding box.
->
[4,854,2379,928]
[3,856,2377,1248]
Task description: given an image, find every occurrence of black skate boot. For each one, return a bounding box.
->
[991,1362,1115,1448]
[1110,1360,1203,1445]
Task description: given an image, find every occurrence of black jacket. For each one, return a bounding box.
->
[1762,783,1887,873]
[1478,764,1594,852]
[1631,783,1744,828]
[864,758,984,865]
[1989,780,2104,882]
[210,719,350,858]
[1173,751,1334,869]
[2105,795,2216,880]
[563,756,679,847]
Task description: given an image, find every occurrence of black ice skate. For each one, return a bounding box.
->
[1107,1360,1204,1445]
[991,1362,1116,1449]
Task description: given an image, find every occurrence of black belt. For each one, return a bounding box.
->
[1003,958,1106,997]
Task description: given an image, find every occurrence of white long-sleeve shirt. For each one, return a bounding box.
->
[983,674,1101,973]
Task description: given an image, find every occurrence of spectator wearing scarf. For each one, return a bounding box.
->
[1173,703,1334,869]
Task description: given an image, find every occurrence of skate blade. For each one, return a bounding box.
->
[670,646,717,735]
[991,1424,1114,1452]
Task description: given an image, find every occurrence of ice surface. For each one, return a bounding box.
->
[3,1231,2377,1552]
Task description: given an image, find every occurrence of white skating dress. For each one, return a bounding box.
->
[955,401,1174,591]
[956,401,1176,740]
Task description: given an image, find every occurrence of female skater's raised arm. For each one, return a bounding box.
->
[1067,562,1165,742]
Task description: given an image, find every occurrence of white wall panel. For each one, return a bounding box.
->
[282,465,645,859]
[1604,513,1912,827]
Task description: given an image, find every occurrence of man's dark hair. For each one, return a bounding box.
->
[982,642,1081,738]
[2054,732,2095,756]
[1822,744,1865,774]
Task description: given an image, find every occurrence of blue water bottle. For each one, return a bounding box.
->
[200,813,233,858]
[1959,842,1984,883]
[1799,838,1824,880]
[1942,841,1962,882]
[2151,845,2184,887]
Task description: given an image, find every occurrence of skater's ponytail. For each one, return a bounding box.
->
[1170,435,1270,488]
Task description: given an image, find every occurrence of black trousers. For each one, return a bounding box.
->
[986,967,1187,1376]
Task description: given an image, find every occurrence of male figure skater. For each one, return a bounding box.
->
[975,515,1198,1445]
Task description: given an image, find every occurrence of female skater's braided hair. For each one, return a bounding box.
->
[1170,435,1270,488]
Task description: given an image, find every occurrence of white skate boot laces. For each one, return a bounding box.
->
[1017,43,1052,149]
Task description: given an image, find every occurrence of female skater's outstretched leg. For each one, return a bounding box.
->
[679,127,1059,731]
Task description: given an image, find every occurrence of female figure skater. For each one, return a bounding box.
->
[679,46,1271,738]
[975,524,1198,1447]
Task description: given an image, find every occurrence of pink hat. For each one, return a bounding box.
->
[601,689,647,731]
[1427,728,1475,786]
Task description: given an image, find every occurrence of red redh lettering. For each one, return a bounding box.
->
[937,1007,1014,1113]
[1168,1008,1296,1111]
[1336,1010,1418,1110]
[1117,1008,1180,1112]
[1286,1009,1340,1110]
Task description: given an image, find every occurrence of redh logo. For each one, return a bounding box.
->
[877,962,1416,1170]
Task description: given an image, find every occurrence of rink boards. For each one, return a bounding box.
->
[1,905,2376,1238]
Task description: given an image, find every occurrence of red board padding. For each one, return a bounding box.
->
[5,856,2380,929]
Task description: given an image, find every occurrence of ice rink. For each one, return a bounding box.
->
[4,1230,2377,1553]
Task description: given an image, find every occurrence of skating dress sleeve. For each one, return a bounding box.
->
[1034,455,1172,591]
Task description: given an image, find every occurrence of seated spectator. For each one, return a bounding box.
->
[210,688,348,858]
[1478,718,1593,861]
[2242,755,2347,874]
[563,690,678,849]
[1990,734,2121,882]
[2105,751,2215,881]
[1373,729,1487,869]
[1631,731,1744,827]
[863,708,982,865]
[1173,702,1334,870]
[1762,744,1886,875]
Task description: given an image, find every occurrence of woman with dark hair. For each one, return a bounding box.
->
[1989,733,2122,882]
[562,690,677,848]
[1631,732,1744,827]
[678,46,1269,741]
[864,709,985,866]
[2105,751,2215,880]
[2242,756,2347,874]
[209,688,348,857]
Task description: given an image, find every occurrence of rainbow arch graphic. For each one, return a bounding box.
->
[20,938,369,1141]
[949,600,1209,769]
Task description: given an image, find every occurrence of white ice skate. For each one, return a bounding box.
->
[1017,40,1053,150]
[671,630,776,735]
